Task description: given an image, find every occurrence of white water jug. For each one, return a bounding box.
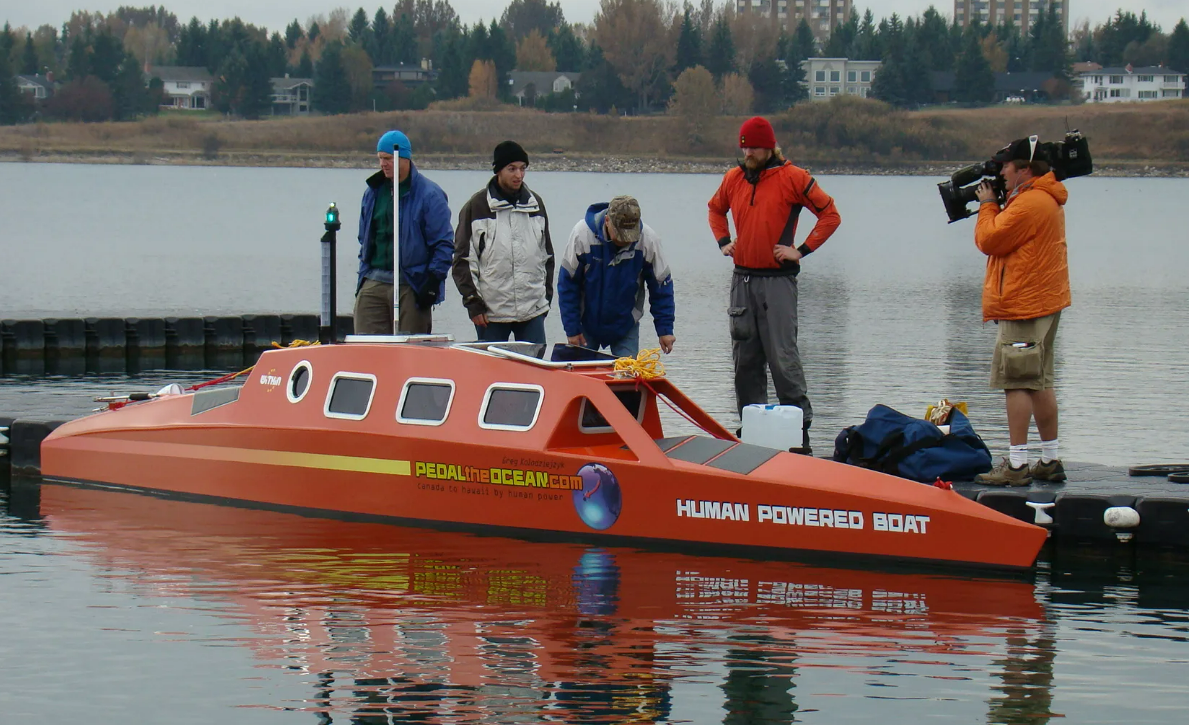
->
[741,404,803,450]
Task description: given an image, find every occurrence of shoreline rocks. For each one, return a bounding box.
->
[2,149,1186,178]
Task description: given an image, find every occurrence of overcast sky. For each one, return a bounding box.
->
[4,1,1186,37]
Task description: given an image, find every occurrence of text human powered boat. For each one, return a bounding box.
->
[39,338,1046,570]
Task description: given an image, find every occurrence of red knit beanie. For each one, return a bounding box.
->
[738,116,776,149]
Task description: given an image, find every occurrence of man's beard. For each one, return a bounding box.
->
[743,156,765,171]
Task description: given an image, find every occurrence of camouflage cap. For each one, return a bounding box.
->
[607,195,641,244]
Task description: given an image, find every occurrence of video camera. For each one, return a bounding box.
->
[937,130,1093,223]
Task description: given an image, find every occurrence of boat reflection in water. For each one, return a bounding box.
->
[39,483,1057,723]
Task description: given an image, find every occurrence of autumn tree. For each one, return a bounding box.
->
[593,0,673,112]
[516,29,556,71]
[718,72,754,114]
[668,64,716,144]
[468,58,498,99]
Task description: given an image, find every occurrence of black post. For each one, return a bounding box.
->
[320,203,342,344]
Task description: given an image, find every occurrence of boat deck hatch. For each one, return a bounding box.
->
[663,436,780,475]
[191,386,241,415]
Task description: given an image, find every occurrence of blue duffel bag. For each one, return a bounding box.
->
[832,404,993,482]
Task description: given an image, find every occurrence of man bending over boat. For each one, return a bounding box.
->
[354,130,454,335]
[452,141,554,344]
[558,195,676,357]
[972,136,1071,487]
[708,116,841,455]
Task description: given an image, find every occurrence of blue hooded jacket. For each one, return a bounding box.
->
[357,163,454,298]
[558,203,675,347]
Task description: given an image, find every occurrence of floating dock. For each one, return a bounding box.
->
[1,416,1185,551]
[1,314,356,374]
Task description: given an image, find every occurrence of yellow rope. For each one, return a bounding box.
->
[273,339,321,349]
[613,348,666,379]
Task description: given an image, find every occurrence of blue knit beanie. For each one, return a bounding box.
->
[377,130,412,159]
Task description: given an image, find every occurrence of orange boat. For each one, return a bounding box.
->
[39,337,1046,570]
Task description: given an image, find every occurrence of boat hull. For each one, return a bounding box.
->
[40,344,1048,571]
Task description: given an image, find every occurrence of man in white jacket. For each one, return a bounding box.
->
[451,141,554,343]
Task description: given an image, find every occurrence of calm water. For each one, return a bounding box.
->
[2,163,1189,722]
[4,479,1189,724]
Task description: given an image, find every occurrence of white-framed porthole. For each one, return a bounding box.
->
[578,387,647,433]
[478,383,544,431]
[287,360,314,403]
[324,372,377,421]
[396,377,455,426]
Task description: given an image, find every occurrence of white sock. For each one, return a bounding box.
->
[1040,439,1059,464]
[1009,444,1029,469]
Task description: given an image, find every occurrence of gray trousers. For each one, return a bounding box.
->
[353,279,432,335]
[729,272,812,422]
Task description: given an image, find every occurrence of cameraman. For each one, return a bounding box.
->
[972,136,1071,487]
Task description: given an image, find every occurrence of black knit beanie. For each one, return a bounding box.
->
[492,140,529,173]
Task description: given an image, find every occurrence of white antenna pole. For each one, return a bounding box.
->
[392,147,400,335]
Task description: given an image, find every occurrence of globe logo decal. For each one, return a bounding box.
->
[572,463,622,530]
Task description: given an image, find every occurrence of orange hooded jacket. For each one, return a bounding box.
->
[708,159,840,271]
[975,172,1071,322]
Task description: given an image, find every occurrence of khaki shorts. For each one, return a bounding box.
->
[990,311,1061,391]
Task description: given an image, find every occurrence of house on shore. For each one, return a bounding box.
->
[508,71,581,106]
[149,66,214,110]
[16,74,54,100]
[1080,66,1185,103]
[271,76,314,116]
[801,58,881,101]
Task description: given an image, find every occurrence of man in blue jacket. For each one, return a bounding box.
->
[354,130,454,334]
[558,196,676,357]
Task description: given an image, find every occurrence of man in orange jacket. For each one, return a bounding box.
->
[973,136,1071,486]
[708,116,841,454]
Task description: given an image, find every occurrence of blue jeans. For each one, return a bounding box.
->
[475,313,547,343]
[585,323,640,358]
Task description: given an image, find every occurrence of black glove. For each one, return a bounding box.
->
[414,277,441,310]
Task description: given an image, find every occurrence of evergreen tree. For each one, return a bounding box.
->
[391,11,417,64]
[853,10,878,60]
[285,19,303,49]
[349,8,371,45]
[869,50,907,105]
[90,27,124,85]
[240,42,275,118]
[0,22,13,59]
[705,17,735,80]
[112,54,148,120]
[176,18,207,66]
[371,8,391,63]
[748,57,784,112]
[674,7,702,74]
[824,12,857,58]
[1029,6,1070,80]
[548,22,584,71]
[578,43,631,113]
[206,19,225,72]
[917,6,954,71]
[22,33,38,74]
[1169,20,1189,74]
[313,40,351,114]
[487,20,517,97]
[954,25,994,104]
[296,50,314,78]
[66,35,90,80]
[433,26,469,99]
[308,22,321,44]
[267,33,288,77]
[0,50,30,125]
[783,19,816,103]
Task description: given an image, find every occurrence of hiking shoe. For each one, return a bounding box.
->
[1031,458,1067,483]
[975,458,1033,487]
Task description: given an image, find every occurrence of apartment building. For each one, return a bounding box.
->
[736,0,853,44]
[953,0,1069,36]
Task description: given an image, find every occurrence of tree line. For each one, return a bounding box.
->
[1,1,1187,127]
